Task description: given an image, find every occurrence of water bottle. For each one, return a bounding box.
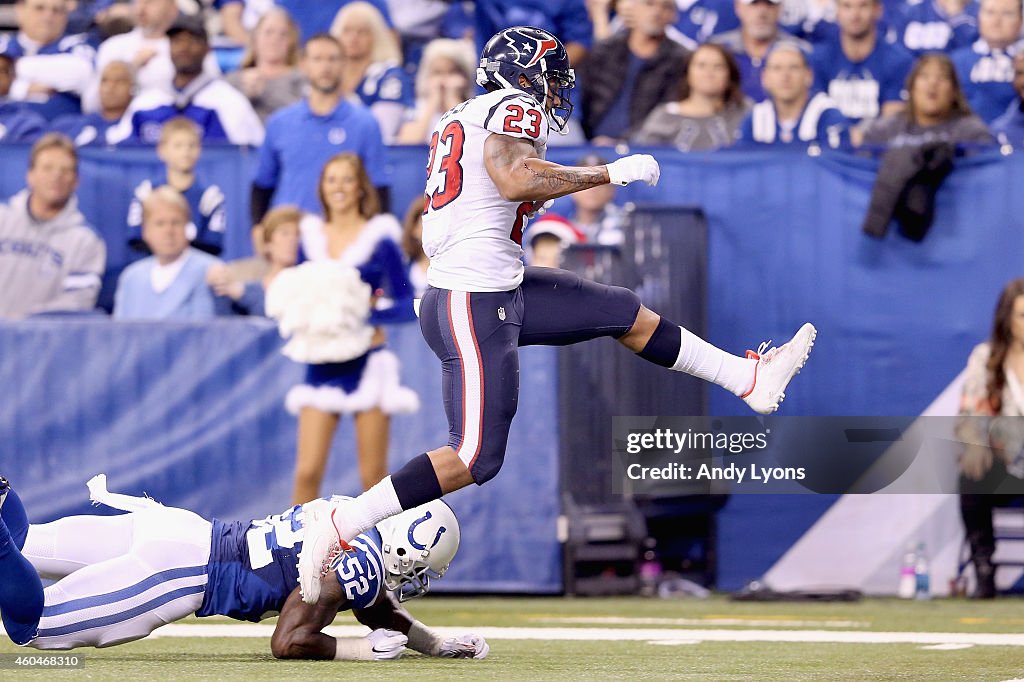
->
[914,542,931,600]
[898,544,917,599]
[639,539,662,597]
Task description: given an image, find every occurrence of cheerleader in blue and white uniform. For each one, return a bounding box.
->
[286,152,417,503]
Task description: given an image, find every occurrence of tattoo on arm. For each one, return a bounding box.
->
[486,133,610,201]
[521,161,607,194]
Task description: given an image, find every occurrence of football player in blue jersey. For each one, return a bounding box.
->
[0,475,487,660]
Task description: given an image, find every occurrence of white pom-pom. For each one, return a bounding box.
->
[266,261,375,363]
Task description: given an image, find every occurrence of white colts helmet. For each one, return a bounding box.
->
[379,499,460,601]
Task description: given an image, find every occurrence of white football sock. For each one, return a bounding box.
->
[334,476,403,543]
[671,326,757,396]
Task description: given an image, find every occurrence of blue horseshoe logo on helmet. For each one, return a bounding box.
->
[408,511,447,550]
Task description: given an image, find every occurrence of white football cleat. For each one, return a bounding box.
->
[741,322,816,414]
[297,499,344,605]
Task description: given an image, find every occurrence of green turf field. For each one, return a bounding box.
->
[4,596,1024,681]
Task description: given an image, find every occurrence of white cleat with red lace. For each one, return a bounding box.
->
[741,323,817,414]
[297,498,346,605]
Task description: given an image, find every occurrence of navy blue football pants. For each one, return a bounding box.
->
[418,266,641,484]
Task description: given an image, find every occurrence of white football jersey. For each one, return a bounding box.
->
[421,88,550,292]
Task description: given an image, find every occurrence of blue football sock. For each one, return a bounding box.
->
[0,516,44,646]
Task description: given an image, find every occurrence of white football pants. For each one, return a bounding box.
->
[19,505,211,650]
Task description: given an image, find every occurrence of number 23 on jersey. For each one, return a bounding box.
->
[424,121,466,213]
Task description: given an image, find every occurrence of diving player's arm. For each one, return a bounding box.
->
[353,592,490,659]
[272,583,407,661]
[483,133,661,203]
[271,582,345,660]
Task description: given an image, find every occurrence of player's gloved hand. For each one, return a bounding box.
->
[438,634,490,659]
[606,154,660,187]
[528,199,554,218]
[366,628,407,660]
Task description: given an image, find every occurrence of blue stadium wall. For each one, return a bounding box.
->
[3,146,1023,592]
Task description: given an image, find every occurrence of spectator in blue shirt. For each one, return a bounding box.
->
[50,60,134,146]
[991,51,1024,145]
[894,0,979,56]
[0,0,96,120]
[737,43,850,148]
[0,53,46,143]
[330,1,411,143]
[812,0,914,125]
[113,185,224,320]
[251,33,388,224]
[126,117,227,256]
[951,0,1023,123]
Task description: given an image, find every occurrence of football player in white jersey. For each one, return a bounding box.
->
[298,26,818,604]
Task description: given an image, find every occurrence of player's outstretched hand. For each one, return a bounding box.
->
[367,628,407,660]
[438,634,490,659]
[528,199,554,218]
[606,154,660,187]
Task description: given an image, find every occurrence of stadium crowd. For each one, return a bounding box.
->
[2,0,1023,317]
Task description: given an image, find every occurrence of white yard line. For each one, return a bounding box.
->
[143,624,1024,647]
[531,616,870,628]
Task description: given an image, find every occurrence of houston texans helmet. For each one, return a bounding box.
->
[378,499,461,602]
[476,26,575,133]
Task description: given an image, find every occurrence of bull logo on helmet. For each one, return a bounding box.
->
[407,510,447,550]
[524,38,560,67]
[501,30,560,69]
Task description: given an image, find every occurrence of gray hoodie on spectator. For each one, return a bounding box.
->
[0,189,105,319]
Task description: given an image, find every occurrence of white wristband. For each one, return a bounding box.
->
[334,637,375,661]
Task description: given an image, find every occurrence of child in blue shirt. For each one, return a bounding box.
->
[127,117,226,255]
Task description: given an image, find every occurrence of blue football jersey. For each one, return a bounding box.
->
[812,40,914,122]
[0,31,95,120]
[356,62,413,109]
[737,92,850,149]
[197,498,385,621]
[951,40,1022,124]
[674,0,738,45]
[894,0,979,55]
[127,173,227,255]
